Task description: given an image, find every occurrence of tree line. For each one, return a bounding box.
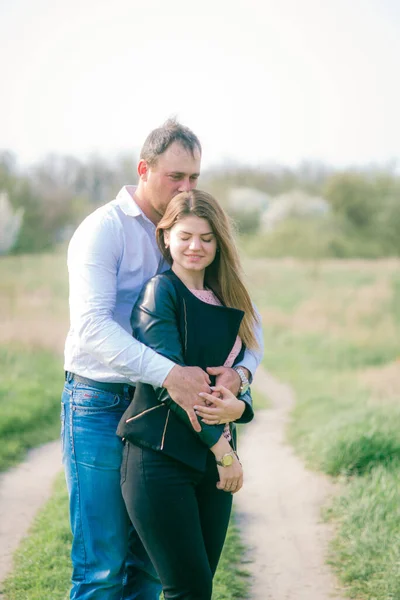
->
[1,150,399,258]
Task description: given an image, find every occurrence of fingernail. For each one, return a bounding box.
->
[198,392,205,397]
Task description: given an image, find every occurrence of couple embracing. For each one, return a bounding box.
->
[62,119,263,600]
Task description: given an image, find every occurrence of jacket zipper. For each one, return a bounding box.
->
[183,298,188,354]
[160,409,171,450]
[125,404,163,423]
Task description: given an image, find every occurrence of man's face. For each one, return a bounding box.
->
[140,141,201,221]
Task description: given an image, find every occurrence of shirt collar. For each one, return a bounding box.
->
[115,185,143,218]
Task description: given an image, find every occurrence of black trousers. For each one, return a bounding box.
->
[121,442,233,600]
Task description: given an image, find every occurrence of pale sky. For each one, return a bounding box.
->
[1,0,399,169]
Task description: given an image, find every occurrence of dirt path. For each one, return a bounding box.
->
[235,366,345,600]
[0,441,62,585]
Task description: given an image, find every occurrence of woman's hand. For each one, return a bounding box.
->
[216,455,243,494]
[211,435,244,494]
[194,385,245,424]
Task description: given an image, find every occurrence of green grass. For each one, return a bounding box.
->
[244,258,400,599]
[0,344,64,471]
[0,251,68,299]
[212,518,251,599]
[326,463,400,600]
[2,475,71,600]
[2,475,250,600]
[0,250,67,471]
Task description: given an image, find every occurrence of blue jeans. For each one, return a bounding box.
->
[61,376,162,600]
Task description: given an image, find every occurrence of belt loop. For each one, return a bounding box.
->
[66,371,74,383]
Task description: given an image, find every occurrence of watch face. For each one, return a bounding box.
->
[222,454,234,467]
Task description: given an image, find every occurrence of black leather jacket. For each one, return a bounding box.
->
[117,270,254,472]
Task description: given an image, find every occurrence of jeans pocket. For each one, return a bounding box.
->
[72,385,121,413]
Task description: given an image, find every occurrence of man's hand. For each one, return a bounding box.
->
[206,366,243,396]
[163,365,211,432]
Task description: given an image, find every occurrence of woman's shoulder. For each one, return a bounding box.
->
[131,271,180,329]
[139,271,179,306]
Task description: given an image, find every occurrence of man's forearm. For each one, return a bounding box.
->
[238,313,264,381]
[238,346,263,382]
[77,314,175,387]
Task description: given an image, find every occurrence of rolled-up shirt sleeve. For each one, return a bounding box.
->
[237,306,264,381]
[67,212,175,388]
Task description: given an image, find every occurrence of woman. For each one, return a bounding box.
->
[117,189,260,600]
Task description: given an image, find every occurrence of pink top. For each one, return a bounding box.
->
[189,289,242,366]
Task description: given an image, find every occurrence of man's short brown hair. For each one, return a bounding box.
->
[140,118,201,166]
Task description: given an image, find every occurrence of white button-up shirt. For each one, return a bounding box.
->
[64,186,263,387]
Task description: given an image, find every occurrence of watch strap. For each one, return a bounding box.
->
[233,366,249,394]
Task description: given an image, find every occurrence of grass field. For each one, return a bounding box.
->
[2,251,400,599]
[244,257,400,599]
[0,345,64,471]
[0,252,68,470]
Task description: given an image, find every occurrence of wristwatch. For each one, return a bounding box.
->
[215,451,235,467]
[233,366,250,395]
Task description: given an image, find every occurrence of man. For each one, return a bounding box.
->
[62,119,263,599]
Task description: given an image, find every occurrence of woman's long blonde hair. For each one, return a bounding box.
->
[156,190,260,350]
